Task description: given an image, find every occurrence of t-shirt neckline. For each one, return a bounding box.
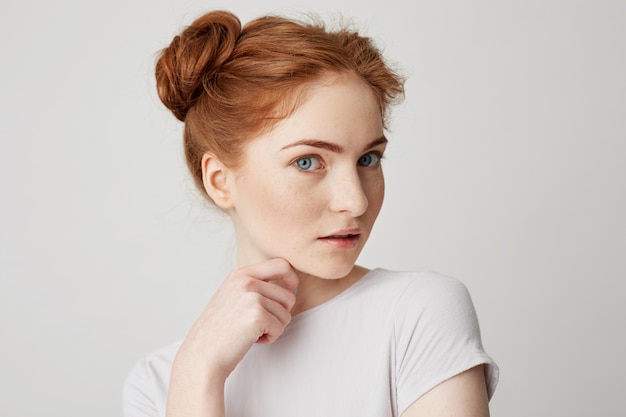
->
[289,267,382,323]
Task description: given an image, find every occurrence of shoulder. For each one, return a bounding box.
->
[123,340,181,417]
[351,268,475,324]
[366,268,473,309]
[374,270,499,409]
[356,268,483,342]
[376,268,482,340]
[366,268,465,288]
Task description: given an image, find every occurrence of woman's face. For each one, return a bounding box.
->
[227,72,386,279]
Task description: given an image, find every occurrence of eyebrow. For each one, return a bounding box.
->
[281,136,388,153]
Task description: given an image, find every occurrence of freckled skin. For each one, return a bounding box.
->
[168,66,490,417]
[226,72,386,282]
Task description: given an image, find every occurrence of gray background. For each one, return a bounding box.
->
[1,0,625,415]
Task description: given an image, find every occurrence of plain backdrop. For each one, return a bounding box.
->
[1,0,625,415]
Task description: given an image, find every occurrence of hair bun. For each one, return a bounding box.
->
[155,11,241,121]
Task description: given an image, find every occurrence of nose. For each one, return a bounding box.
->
[329,169,369,216]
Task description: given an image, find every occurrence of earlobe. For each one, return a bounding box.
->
[201,153,234,209]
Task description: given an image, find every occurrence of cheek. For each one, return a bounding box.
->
[367,176,385,213]
[275,183,324,222]
[249,179,318,226]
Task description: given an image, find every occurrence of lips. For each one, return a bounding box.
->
[320,228,362,239]
[318,229,362,249]
[323,233,360,239]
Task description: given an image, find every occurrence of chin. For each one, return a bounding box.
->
[294,259,357,280]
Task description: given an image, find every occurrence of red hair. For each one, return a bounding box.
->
[155,10,404,199]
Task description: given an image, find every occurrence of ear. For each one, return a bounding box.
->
[201,153,234,209]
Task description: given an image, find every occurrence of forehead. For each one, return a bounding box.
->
[256,72,384,148]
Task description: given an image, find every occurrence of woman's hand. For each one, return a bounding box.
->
[183,257,299,375]
[166,258,299,417]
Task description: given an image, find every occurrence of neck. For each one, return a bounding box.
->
[290,265,369,315]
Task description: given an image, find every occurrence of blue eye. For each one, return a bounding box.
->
[295,156,321,171]
[358,152,381,167]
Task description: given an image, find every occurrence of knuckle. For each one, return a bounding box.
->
[285,292,297,308]
[227,267,245,280]
[248,307,266,327]
[244,291,264,306]
[240,277,257,292]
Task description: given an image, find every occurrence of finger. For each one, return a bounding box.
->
[244,294,289,344]
[278,266,299,293]
[256,313,287,344]
[245,258,299,292]
[260,295,292,328]
[254,280,296,311]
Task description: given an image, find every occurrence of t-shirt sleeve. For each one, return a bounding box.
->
[122,342,178,417]
[393,272,499,414]
[122,358,161,417]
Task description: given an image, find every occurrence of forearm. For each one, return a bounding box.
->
[165,260,298,417]
[166,353,227,417]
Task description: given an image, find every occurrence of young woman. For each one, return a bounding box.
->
[124,10,498,417]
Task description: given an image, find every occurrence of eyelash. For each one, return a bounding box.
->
[292,151,384,172]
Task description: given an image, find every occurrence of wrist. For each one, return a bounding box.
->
[167,350,227,417]
[172,342,231,385]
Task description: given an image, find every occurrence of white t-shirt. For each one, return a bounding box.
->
[123,269,499,417]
